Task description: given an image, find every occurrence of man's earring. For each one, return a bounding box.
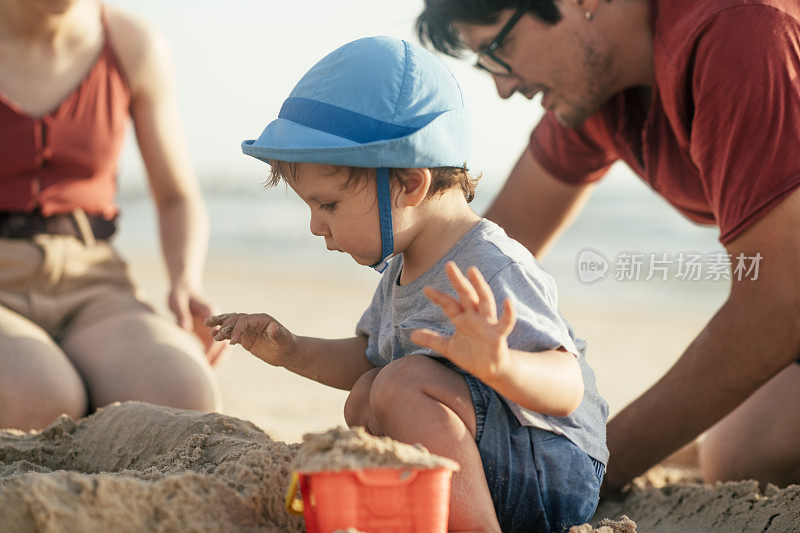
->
[585,11,594,21]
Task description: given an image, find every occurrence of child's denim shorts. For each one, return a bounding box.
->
[463,374,605,533]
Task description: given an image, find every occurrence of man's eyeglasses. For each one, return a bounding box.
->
[474,6,527,76]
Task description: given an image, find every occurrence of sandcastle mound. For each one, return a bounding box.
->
[0,402,303,532]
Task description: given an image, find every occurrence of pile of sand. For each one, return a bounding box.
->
[570,515,637,533]
[572,465,800,532]
[593,475,800,532]
[292,426,458,473]
[3,402,800,532]
[0,403,457,532]
[0,402,303,532]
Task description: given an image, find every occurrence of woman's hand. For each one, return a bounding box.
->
[168,284,227,366]
[411,262,517,382]
[204,312,298,368]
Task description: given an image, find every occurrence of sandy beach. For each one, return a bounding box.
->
[2,251,798,531]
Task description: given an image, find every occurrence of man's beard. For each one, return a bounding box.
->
[556,37,615,128]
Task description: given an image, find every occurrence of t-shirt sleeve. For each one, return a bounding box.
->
[488,262,580,357]
[528,110,617,185]
[355,278,386,367]
[689,6,800,245]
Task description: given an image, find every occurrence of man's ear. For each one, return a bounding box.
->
[398,168,432,207]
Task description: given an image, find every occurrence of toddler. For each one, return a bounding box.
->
[207,36,608,532]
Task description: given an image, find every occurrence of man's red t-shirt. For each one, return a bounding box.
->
[529,0,800,245]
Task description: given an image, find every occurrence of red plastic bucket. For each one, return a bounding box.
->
[286,467,453,533]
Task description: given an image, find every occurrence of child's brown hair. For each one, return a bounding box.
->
[267,161,480,203]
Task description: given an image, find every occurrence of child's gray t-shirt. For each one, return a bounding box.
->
[355,219,609,464]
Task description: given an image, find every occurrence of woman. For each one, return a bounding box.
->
[0,0,222,430]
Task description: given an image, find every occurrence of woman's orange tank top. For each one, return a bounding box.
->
[0,9,131,219]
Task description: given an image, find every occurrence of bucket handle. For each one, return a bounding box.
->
[353,468,419,486]
[285,472,304,516]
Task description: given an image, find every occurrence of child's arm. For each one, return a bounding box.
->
[410,262,584,417]
[205,313,374,390]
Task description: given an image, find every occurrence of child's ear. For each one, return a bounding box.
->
[398,168,432,207]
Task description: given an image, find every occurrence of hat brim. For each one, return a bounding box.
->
[242,107,470,169]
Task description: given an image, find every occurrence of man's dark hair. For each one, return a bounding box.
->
[417,1,563,57]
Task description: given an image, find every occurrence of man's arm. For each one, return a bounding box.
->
[108,10,222,361]
[604,187,800,491]
[484,147,595,261]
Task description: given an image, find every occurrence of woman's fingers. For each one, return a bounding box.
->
[467,266,497,319]
[445,262,479,310]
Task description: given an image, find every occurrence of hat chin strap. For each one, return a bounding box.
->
[370,167,394,273]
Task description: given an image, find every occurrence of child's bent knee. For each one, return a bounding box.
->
[343,391,365,427]
[344,368,378,427]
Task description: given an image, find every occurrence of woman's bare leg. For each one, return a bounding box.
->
[60,311,221,412]
[0,305,87,430]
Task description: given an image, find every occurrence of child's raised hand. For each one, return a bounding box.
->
[204,313,298,368]
[410,262,516,382]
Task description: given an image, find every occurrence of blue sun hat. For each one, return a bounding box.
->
[242,36,471,272]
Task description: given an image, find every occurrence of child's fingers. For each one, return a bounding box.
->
[205,313,234,327]
[467,266,497,319]
[424,286,462,319]
[410,328,449,355]
[445,262,479,310]
[230,315,268,345]
[214,324,234,341]
[213,314,242,341]
[498,298,517,335]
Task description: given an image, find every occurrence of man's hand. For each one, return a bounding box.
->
[411,262,517,382]
[205,312,298,368]
[168,284,227,366]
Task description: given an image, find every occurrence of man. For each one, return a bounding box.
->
[416,0,800,492]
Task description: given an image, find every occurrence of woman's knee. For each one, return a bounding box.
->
[147,354,221,412]
[64,313,222,413]
[89,346,221,413]
[0,346,87,430]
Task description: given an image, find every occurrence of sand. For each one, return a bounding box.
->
[573,454,800,532]
[4,402,799,532]
[590,473,800,532]
[292,426,458,473]
[570,515,637,533]
[0,402,304,532]
[0,404,458,532]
